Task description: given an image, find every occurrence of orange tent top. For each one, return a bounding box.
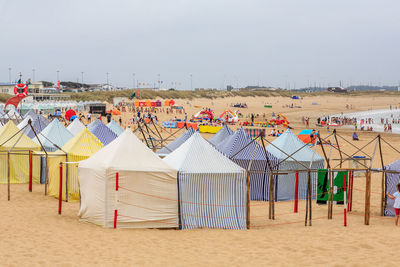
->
[164,100,170,106]
[134,99,140,107]
[145,100,151,107]
[112,109,121,115]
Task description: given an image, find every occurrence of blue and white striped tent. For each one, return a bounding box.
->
[216,128,279,201]
[157,127,195,157]
[90,121,118,146]
[384,159,400,216]
[24,109,37,119]
[208,125,234,146]
[67,118,86,136]
[266,129,324,201]
[107,120,124,136]
[87,119,102,132]
[163,132,247,230]
[17,113,49,139]
[33,119,74,152]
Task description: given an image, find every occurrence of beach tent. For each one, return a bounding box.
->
[90,121,118,146]
[87,119,102,132]
[297,129,316,144]
[48,128,104,201]
[33,119,74,152]
[156,100,162,107]
[67,118,86,136]
[208,125,234,146]
[107,120,124,136]
[18,114,50,139]
[0,121,41,183]
[216,128,279,201]
[266,129,324,201]
[78,130,178,228]
[23,109,37,119]
[384,159,400,216]
[163,132,247,229]
[157,127,195,157]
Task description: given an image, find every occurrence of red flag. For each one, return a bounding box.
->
[57,80,61,90]
[137,90,140,99]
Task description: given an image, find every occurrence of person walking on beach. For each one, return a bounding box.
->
[387,183,400,226]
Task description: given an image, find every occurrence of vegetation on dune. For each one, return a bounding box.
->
[1,90,400,104]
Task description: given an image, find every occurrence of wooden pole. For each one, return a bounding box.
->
[269,173,274,220]
[333,130,343,168]
[364,170,371,225]
[246,171,251,229]
[378,135,385,216]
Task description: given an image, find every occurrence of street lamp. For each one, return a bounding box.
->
[190,74,193,90]
[57,70,60,82]
[106,72,109,90]
[8,67,11,83]
[32,69,35,82]
[133,73,135,89]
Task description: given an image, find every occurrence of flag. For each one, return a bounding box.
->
[130,92,136,99]
[57,80,61,90]
[137,90,140,99]
[17,78,22,84]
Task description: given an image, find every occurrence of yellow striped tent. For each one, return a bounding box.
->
[48,128,104,202]
[0,121,41,184]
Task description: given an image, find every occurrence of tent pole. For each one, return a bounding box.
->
[378,135,385,216]
[333,130,343,168]
[269,173,275,220]
[365,169,371,225]
[308,170,312,226]
[246,171,250,229]
[7,151,10,201]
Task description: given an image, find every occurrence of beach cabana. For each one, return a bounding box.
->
[163,132,247,229]
[48,128,104,201]
[0,121,41,183]
[156,100,162,107]
[33,119,74,152]
[384,159,400,216]
[107,120,124,136]
[17,113,49,139]
[87,119,102,132]
[216,128,279,201]
[208,125,234,146]
[67,118,86,136]
[266,129,324,201]
[90,121,118,146]
[145,100,151,107]
[78,130,178,228]
[157,127,195,157]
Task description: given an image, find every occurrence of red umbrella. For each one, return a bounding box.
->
[65,109,77,121]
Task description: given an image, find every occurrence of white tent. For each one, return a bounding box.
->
[67,119,86,136]
[78,130,178,228]
[163,132,247,230]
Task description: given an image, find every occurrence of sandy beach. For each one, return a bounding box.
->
[2,94,400,266]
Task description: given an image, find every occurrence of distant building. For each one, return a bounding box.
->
[0,81,70,101]
[327,87,347,93]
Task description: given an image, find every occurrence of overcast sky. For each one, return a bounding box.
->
[0,0,399,89]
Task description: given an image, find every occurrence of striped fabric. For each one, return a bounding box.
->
[33,119,74,152]
[266,129,325,201]
[48,129,104,201]
[216,128,279,201]
[157,128,195,156]
[67,119,86,136]
[90,121,118,146]
[18,114,49,139]
[243,128,266,138]
[385,159,400,216]
[208,125,234,146]
[107,120,124,136]
[0,121,41,184]
[163,132,247,230]
[87,119,102,132]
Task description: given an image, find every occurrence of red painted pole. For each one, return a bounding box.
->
[344,174,347,227]
[114,172,119,229]
[294,171,299,213]
[58,163,63,215]
[29,150,32,192]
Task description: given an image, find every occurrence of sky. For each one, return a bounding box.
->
[0,0,399,89]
